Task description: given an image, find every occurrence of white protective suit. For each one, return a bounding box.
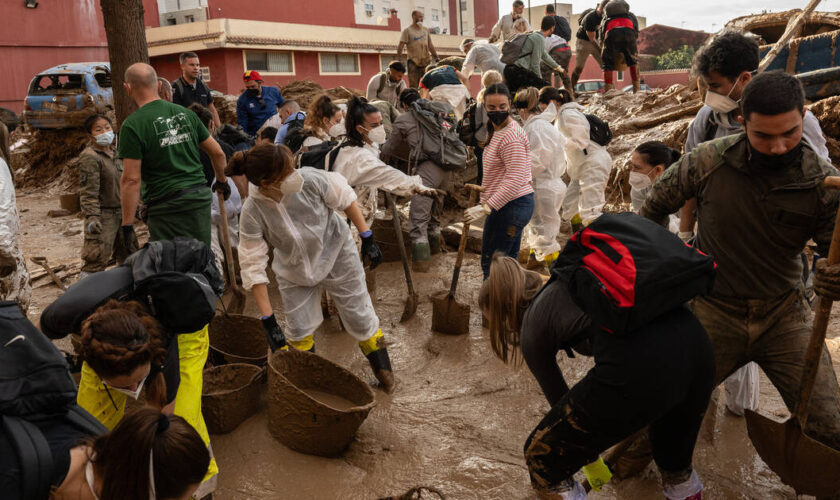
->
[210,178,241,275]
[553,102,612,224]
[522,113,566,260]
[238,167,379,342]
[0,159,30,313]
[429,84,471,121]
[332,142,425,224]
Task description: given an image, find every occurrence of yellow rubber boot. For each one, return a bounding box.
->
[287,334,315,353]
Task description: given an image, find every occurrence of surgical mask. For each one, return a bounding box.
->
[704,84,739,114]
[628,171,653,190]
[281,170,304,195]
[487,110,510,126]
[104,375,146,400]
[747,141,803,171]
[329,122,345,138]
[94,131,114,146]
[366,125,387,145]
[245,88,259,98]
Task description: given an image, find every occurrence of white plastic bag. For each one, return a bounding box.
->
[724,362,760,416]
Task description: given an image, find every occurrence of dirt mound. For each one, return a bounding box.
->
[14,128,87,190]
[213,93,239,126]
[808,96,840,166]
[281,80,362,110]
[581,85,701,210]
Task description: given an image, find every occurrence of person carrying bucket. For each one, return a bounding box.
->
[479,253,715,500]
[229,144,396,393]
[463,83,535,279]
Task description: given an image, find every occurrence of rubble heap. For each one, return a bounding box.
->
[13,128,86,190]
[280,80,362,109]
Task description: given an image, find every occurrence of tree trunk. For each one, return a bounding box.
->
[100,0,149,129]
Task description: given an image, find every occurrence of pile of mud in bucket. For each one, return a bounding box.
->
[203,314,376,457]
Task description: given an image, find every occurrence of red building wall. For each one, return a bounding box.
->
[473,0,499,37]
[0,0,109,113]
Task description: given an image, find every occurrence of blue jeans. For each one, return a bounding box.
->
[481,193,535,278]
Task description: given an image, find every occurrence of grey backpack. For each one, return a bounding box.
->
[604,0,630,18]
[409,99,468,172]
[500,33,531,65]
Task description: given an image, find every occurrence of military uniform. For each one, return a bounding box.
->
[642,133,840,453]
[79,146,128,273]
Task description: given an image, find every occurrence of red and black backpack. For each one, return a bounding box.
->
[550,212,717,334]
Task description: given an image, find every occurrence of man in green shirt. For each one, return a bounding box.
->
[118,63,228,247]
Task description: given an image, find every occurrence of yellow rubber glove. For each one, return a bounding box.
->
[543,251,559,267]
[582,456,612,492]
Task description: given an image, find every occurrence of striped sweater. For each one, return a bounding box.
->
[481,120,534,210]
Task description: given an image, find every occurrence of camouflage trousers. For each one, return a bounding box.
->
[81,208,127,273]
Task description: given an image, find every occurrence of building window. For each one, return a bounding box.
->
[617,71,624,81]
[245,51,294,74]
[431,9,439,21]
[382,1,390,14]
[460,1,467,11]
[320,53,360,74]
[365,3,374,16]
[379,54,400,72]
[184,14,195,22]
[200,66,211,82]
[166,18,176,25]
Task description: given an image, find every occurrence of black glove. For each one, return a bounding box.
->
[212,180,231,201]
[814,258,840,301]
[261,314,287,352]
[120,225,139,254]
[360,232,382,270]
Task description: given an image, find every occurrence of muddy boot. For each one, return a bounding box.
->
[632,79,641,93]
[570,68,582,89]
[535,480,586,499]
[287,334,315,353]
[359,329,394,393]
[411,241,431,273]
[661,468,702,500]
[428,231,442,254]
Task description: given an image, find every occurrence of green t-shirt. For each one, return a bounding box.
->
[117,100,210,202]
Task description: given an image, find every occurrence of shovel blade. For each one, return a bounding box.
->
[431,290,470,335]
[400,293,418,323]
[227,287,247,315]
[745,410,840,497]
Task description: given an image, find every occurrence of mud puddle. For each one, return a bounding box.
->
[302,389,357,411]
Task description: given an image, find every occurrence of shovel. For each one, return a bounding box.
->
[384,192,417,322]
[744,176,840,497]
[431,184,482,335]
[216,190,247,315]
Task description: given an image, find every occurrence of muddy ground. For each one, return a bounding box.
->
[17,188,840,500]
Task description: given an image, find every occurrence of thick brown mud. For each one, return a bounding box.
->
[430,289,471,336]
[302,389,358,411]
[202,363,264,434]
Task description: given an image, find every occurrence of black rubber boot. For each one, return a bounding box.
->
[365,348,395,393]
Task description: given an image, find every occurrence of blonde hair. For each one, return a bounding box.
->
[478,255,544,365]
[513,87,541,113]
[479,70,504,103]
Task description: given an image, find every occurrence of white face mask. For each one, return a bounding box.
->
[105,375,146,400]
[328,122,345,138]
[366,125,387,145]
[704,83,739,114]
[94,131,115,146]
[628,170,653,191]
[281,170,304,195]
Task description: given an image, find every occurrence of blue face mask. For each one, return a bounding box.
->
[94,131,114,146]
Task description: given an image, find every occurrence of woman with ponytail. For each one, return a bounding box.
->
[230,144,396,392]
[512,87,566,267]
[479,254,714,500]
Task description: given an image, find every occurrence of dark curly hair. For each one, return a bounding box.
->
[695,31,759,80]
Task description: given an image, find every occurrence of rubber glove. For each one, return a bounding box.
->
[543,251,559,268]
[360,230,383,270]
[212,179,231,200]
[814,258,840,301]
[678,231,694,243]
[260,314,287,351]
[582,456,612,492]
[86,216,102,235]
[464,203,491,224]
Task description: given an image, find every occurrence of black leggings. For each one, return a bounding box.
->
[523,306,715,491]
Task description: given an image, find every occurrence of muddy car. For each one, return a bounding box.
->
[22,63,113,129]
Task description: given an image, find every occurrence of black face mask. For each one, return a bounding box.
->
[747,141,803,171]
[487,110,510,126]
[245,88,259,98]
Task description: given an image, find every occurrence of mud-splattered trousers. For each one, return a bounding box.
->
[79,147,128,273]
[694,291,840,451]
[523,307,715,492]
[480,193,534,278]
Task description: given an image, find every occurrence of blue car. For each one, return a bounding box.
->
[23,63,113,129]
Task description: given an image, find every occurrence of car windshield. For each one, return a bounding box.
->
[581,82,602,91]
[29,74,85,95]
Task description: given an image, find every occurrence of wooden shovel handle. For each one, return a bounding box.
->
[216,191,239,291]
[449,188,481,297]
[796,176,840,425]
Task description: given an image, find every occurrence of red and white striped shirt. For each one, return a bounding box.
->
[481,120,534,210]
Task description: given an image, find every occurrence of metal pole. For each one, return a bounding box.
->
[528,0,531,28]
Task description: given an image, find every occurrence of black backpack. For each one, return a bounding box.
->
[297,140,351,171]
[283,127,314,155]
[457,100,479,148]
[585,113,613,146]
[550,213,716,334]
[0,301,107,500]
[125,238,223,334]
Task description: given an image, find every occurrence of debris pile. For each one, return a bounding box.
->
[807,95,840,166]
[280,80,362,109]
[14,128,87,190]
[213,93,239,126]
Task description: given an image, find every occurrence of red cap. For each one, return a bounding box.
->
[243,70,263,82]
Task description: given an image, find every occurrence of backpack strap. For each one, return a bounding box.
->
[172,77,185,100]
[2,415,53,500]
[377,72,388,96]
[703,115,718,143]
[65,405,107,437]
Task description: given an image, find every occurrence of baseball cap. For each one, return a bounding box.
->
[243,70,263,82]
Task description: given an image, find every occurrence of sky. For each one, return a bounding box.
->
[500,0,840,32]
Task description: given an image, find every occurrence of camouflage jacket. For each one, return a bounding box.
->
[641,133,839,299]
[78,146,122,216]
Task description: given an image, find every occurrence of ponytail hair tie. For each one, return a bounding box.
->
[156,414,170,433]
